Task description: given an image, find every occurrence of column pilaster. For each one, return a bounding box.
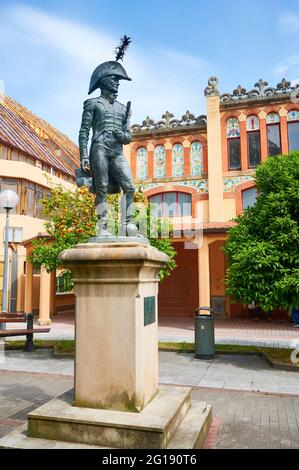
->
[38,266,51,325]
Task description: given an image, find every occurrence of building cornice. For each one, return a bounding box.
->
[219,78,299,107]
[131,111,207,137]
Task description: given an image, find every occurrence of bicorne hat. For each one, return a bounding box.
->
[88,61,131,95]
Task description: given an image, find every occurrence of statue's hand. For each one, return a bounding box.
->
[113,130,131,144]
[81,158,90,172]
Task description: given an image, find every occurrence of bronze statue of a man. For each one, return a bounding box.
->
[78,41,136,238]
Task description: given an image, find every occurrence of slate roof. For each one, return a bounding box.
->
[0,95,79,176]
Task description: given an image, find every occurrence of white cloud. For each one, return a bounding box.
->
[0,3,213,141]
[159,50,208,68]
[275,11,299,80]
[12,7,113,66]
[278,12,299,33]
[274,55,299,77]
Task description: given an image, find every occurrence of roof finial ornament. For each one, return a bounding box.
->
[204,76,220,97]
[221,77,296,103]
[131,110,207,132]
[277,78,291,93]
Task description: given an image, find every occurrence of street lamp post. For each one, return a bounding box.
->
[0,190,19,328]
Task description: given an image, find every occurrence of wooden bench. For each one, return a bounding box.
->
[0,313,50,352]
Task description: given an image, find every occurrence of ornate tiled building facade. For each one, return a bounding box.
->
[2,77,297,322]
[127,77,299,319]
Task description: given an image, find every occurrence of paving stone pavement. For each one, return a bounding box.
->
[0,368,298,449]
[0,369,72,440]
[195,388,299,449]
[4,313,299,348]
[159,317,299,348]
[0,349,298,395]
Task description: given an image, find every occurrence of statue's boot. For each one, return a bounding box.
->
[97,228,113,238]
[96,218,113,238]
[119,193,139,237]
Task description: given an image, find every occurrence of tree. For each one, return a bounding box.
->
[30,183,176,287]
[224,151,299,313]
[133,187,177,280]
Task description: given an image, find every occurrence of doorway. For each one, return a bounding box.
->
[158,242,199,317]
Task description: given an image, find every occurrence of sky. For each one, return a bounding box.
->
[1,0,299,142]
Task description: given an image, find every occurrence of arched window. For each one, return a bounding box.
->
[154,145,166,178]
[246,115,261,168]
[287,110,299,151]
[148,192,192,218]
[242,187,257,210]
[227,118,241,170]
[190,141,203,176]
[136,147,148,180]
[172,143,184,176]
[266,113,281,156]
[56,272,73,294]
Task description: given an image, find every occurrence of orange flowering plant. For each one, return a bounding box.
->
[29,183,176,285]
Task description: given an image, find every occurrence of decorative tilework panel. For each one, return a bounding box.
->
[154,145,166,178]
[226,117,240,138]
[137,147,148,180]
[287,110,299,122]
[266,113,280,124]
[140,179,208,194]
[223,176,253,192]
[190,141,203,176]
[246,115,260,131]
[172,143,184,177]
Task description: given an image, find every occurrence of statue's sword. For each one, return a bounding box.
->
[124,101,131,126]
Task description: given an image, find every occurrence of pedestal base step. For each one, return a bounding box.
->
[0,425,102,449]
[0,384,212,449]
[0,400,212,449]
[168,401,212,449]
[25,386,191,449]
[0,385,212,449]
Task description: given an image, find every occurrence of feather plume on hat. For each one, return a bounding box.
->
[88,35,132,94]
[115,35,131,62]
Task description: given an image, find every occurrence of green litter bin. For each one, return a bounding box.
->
[194,306,215,359]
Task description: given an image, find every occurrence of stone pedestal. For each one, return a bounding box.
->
[0,240,212,449]
[60,241,168,412]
